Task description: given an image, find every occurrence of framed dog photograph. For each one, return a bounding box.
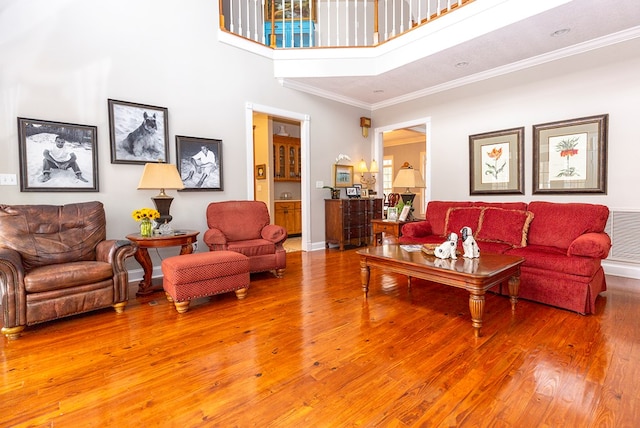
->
[17,117,98,192]
[108,99,169,165]
[175,135,223,191]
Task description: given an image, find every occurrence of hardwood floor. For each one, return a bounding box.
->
[1,249,639,427]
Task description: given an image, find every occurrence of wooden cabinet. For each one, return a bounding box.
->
[275,201,301,235]
[273,135,301,182]
[325,199,383,250]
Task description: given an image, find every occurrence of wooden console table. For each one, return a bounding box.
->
[126,230,199,295]
[371,219,411,246]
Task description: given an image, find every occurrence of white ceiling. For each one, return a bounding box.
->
[275,0,640,110]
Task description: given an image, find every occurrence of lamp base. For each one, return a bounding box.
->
[151,195,174,226]
[400,192,415,206]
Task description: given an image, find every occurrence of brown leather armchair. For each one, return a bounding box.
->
[0,201,137,339]
[204,200,287,277]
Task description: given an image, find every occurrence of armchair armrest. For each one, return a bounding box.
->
[204,228,229,251]
[401,220,433,238]
[567,232,612,259]
[96,240,137,269]
[261,224,287,245]
[0,247,26,330]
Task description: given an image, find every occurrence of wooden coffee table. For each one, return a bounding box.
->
[357,245,524,337]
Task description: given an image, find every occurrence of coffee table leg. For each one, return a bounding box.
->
[360,259,370,298]
[508,272,521,312]
[469,291,485,338]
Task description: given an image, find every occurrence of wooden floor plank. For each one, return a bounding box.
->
[1,249,639,426]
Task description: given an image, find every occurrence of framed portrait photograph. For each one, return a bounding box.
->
[533,114,608,194]
[175,135,223,191]
[387,207,398,221]
[398,205,411,222]
[17,117,98,192]
[469,127,524,195]
[346,187,358,198]
[256,164,266,180]
[108,99,169,165]
[333,164,353,188]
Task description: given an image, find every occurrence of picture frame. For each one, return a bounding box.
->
[469,127,524,195]
[333,164,353,188]
[346,187,358,198]
[387,207,398,221]
[353,183,362,197]
[108,99,169,165]
[265,0,317,20]
[361,188,370,198]
[256,163,266,180]
[533,114,608,194]
[17,117,99,192]
[398,205,411,222]
[175,135,223,191]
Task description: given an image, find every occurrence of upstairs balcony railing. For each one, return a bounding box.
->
[219,0,473,48]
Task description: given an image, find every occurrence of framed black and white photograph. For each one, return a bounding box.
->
[17,117,98,192]
[346,187,358,198]
[469,127,524,195]
[175,135,223,191]
[108,99,169,165]
[533,114,608,194]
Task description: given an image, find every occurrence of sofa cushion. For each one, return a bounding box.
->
[425,201,473,236]
[444,207,483,237]
[506,244,602,277]
[476,208,534,248]
[472,201,528,211]
[527,201,609,249]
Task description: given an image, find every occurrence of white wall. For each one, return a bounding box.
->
[0,0,371,265]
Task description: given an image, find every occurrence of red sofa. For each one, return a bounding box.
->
[399,201,611,314]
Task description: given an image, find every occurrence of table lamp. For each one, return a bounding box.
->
[137,163,185,226]
[393,162,425,205]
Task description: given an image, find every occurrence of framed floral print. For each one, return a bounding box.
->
[533,114,608,194]
[469,127,524,195]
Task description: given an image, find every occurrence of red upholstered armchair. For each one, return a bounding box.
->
[0,202,137,339]
[204,201,287,277]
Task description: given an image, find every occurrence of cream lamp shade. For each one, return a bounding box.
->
[393,162,425,205]
[137,163,185,225]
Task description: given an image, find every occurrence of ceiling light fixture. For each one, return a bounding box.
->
[551,28,571,37]
[455,61,469,68]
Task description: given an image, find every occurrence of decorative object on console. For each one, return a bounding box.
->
[533,114,608,194]
[323,186,340,199]
[137,162,185,226]
[469,127,524,195]
[333,164,354,188]
[132,207,160,237]
[434,232,458,260]
[461,226,480,258]
[393,162,425,206]
[356,158,379,194]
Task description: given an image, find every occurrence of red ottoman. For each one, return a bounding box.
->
[161,251,250,313]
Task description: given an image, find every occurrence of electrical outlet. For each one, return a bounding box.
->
[0,174,17,185]
[315,180,324,188]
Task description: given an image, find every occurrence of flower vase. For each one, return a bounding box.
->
[140,219,153,237]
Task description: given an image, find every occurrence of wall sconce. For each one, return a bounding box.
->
[137,163,185,226]
[356,159,379,193]
[360,117,371,138]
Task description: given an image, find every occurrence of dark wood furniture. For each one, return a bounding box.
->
[371,219,411,246]
[126,230,199,295]
[325,198,383,250]
[357,245,524,337]
[273,135,301,181]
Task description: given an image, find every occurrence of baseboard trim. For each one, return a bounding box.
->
[602,261,640,280]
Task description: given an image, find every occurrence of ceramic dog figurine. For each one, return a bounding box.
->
[461,226,480,259]
[434,232,458,260]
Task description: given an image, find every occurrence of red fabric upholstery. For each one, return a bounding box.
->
[476,208,534,248]
[444,207,483,237]
[204,200,287,277]
[398,200,611,314]
[527,201,609,249]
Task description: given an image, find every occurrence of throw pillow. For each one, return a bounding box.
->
[443,207,483,237]
[476,207,534,248]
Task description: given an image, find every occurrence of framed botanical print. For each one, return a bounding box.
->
[533,114,608,194]
[469,127,524,195]
[17,117,98,192]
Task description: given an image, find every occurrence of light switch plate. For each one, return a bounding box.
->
[0,173,17,185]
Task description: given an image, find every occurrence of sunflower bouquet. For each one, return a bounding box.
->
[132,208,160,237]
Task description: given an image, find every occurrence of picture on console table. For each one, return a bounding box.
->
[108,99,169,165]
[175,135,223,191]
[469,127,524,195]
[333,164,353,188]
[17,117,98,192]
[533,114,608,194]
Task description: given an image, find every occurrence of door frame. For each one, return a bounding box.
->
[245,102,311,251]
